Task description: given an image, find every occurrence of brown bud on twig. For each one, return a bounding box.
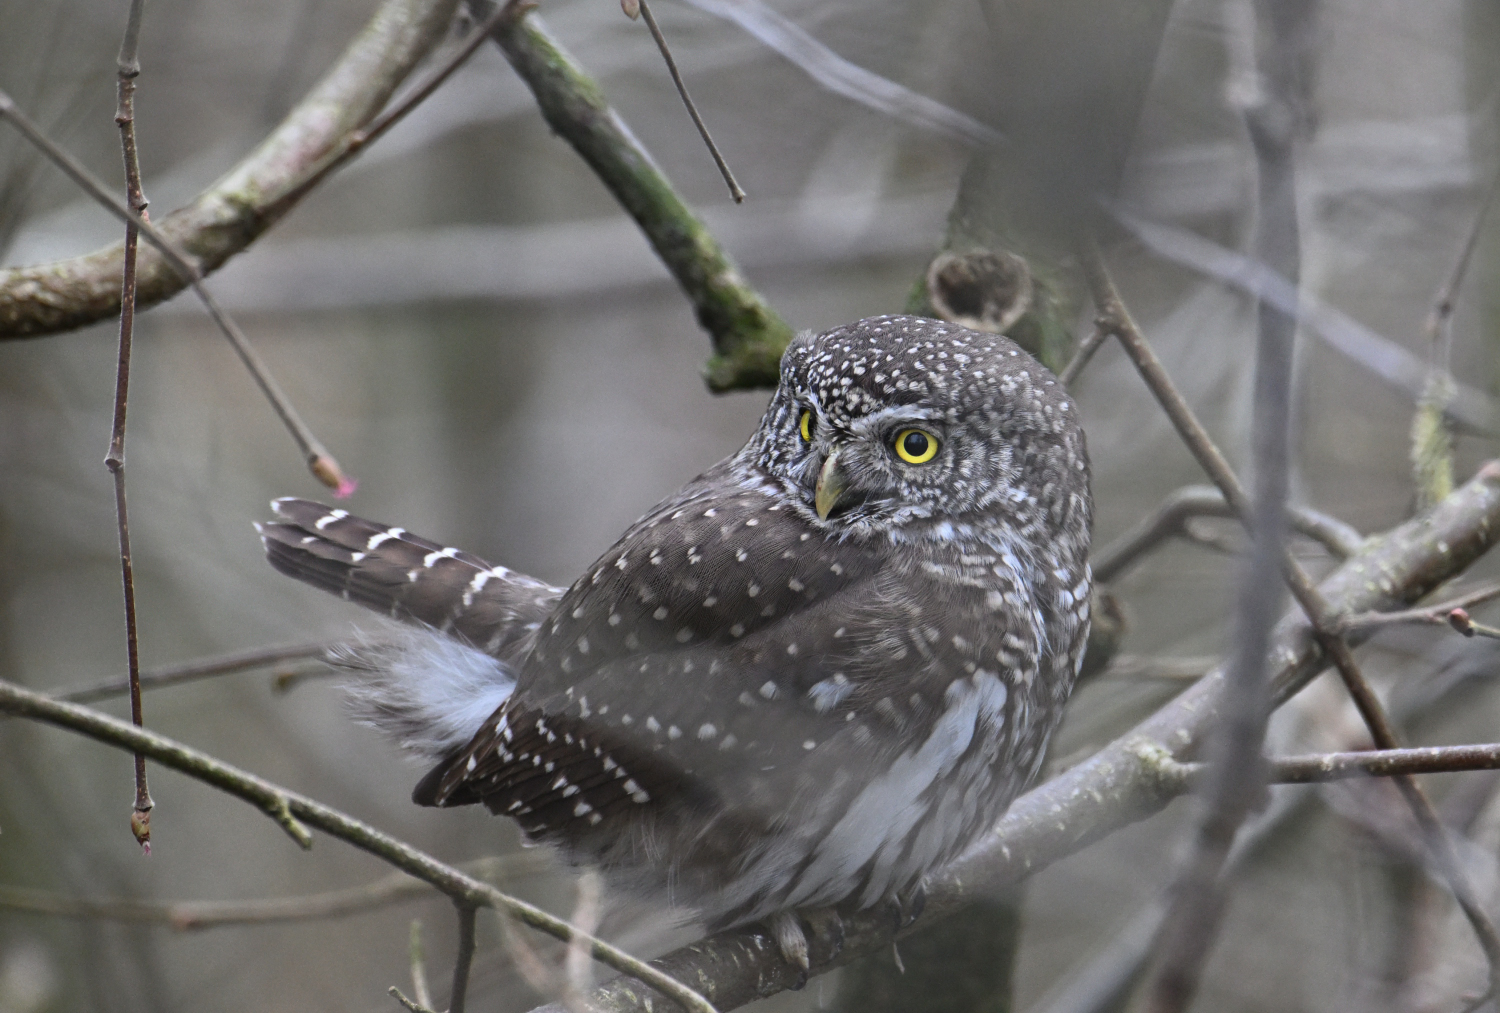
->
[621,0,640,19]
[309,454,358,499]
[131,806,152,854]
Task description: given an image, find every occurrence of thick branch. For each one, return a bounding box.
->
[0,0,459,338]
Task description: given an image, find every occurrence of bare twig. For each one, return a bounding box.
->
[1412,164,1500,509]
[635,0,744,203]
[0,0,461,340]
[450,904,479,1013]
[1267,745,1500,783]
[55,641,338,704]
[109,0,154,852]
[1092,485,1363,584]
[0,680,718,1013]
[1057,325,1107,387]
[1336,583,1500,637]
[390,986,442,1013]
[1140,4,1304,1000]
[471,0,793,390]
[411,919,435,1011]
[681,0,1000,149]
[272,1,517,218]
[0,91,352,494]
[565,871,604,1000]
[0,854,549,929]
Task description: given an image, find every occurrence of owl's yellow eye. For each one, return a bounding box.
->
[799,410,814,442]
[894,428,939,464]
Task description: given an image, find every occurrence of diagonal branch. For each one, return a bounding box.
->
[0,0,461,340]
[470,0,794,391]
[518,459,1500,1013]
[0,680,717,1013]
[1084,251,1500,995]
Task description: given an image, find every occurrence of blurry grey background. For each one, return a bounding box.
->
[2,0,1499,1011]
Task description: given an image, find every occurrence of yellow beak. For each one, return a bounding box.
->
[814,450,850,520]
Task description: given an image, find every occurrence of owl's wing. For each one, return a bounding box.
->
[416,464,1028,841]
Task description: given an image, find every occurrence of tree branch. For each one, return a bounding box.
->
[0,0,460,340]
[0,854,546,929]
[0,680,717,1013]
[470,0,794,391]
[520,458,1500,1013]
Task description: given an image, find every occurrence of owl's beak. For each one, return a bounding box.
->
[814,450,850,520]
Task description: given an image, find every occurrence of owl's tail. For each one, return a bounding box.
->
[257,498,564,759]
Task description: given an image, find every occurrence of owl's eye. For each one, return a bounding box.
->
[894,428,940,464]
[799,410,814,442]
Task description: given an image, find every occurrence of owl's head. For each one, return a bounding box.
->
[740,315,1089,544]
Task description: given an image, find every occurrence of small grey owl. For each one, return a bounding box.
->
[261,314,1091,965]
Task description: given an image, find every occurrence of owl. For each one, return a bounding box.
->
[260,314,1092,967]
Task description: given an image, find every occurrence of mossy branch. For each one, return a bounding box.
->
[473,0,793,391]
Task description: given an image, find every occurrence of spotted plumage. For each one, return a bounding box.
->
[260,314,1091,959]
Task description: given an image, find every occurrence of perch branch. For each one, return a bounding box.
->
[518,459,1500,1013]
[1084,251,1500,995]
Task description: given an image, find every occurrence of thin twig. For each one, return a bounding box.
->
[1268,744,1500,783]
[565,871,604,1001]
[390,986,442,1013]
[1412,163,1500,509]
[1422,165,1500,362]
[0,90,353,495]
[0,680,718,1013]
[111,0,154,854]
[1085,251,1500,1000]
[0,854,549,929]
[1140,3,1303,995]
[636,0,745,203]
[273,1,519,217]
[411,919,435,1011]
[1092,485,1362,584]
[450,904,479,1013]
[1057,324,1107,387]
[55,641,338,704]
[1337,583,1500,637]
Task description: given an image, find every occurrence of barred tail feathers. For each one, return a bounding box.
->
[258,498,565,762]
